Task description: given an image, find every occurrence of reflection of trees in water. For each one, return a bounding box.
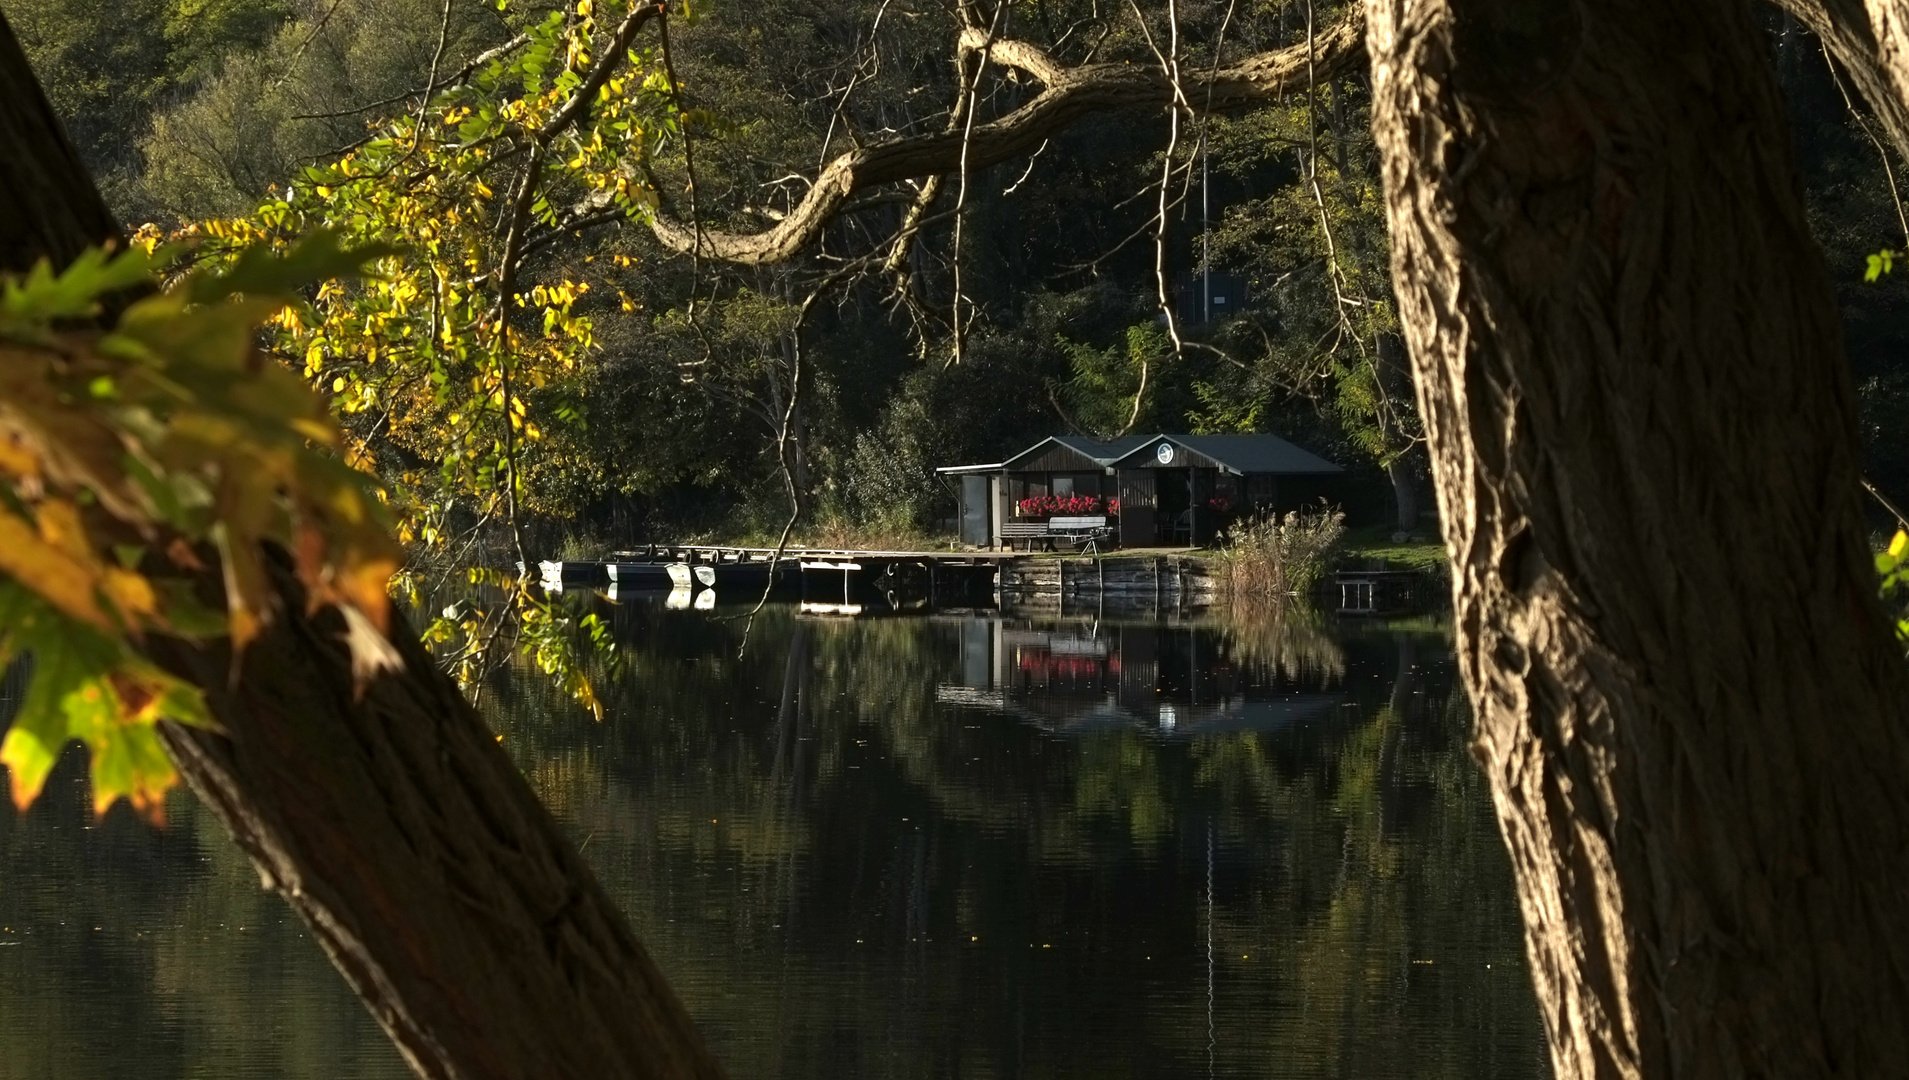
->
[480,605,1544,1079]
[0,606,1543,1080]
[0,750,409,1080]
[1213,603,1347,685]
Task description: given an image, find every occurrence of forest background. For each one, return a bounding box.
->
[5,0,1908,548]
[9,2,1909,1076]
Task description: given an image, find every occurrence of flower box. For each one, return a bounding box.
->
[1017,494,1118,517]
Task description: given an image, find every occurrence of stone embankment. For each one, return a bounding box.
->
[996,555,1218,601]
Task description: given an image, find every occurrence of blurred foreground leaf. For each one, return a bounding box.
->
[0,236,402,822]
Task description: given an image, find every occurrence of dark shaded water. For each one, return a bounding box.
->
[0,598,1549,1079]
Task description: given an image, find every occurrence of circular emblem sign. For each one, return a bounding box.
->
[1155,441,1175,465]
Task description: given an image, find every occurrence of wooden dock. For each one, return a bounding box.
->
[542,546,1432,615]
[592,544,1009,607]
[581,546,1222,606]
[608,543,1016,568]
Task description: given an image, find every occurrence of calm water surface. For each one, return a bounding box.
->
[0,597,1549,1079]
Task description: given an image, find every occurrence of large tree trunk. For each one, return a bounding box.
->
[1384,456,1419,535]
[1776,0,1909,161]
[0,15,727,1080]
[1366,0,1909,1077]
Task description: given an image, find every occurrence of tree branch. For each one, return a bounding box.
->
[540,3,667,141]
[642,6,1365,264]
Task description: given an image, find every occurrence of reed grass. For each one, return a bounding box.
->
[1215,507,1347,601]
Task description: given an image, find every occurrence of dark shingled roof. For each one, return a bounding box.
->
[1110,433,1342,474]
[949,432,1342,474]
[1001,434,1156,470]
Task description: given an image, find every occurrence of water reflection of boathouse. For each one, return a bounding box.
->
[936,617,1343,736]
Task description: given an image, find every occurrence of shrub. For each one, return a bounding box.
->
[1216,506,1347,600]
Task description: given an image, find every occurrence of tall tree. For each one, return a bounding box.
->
[0,12,728,1080]
[1366,0,1909,1076]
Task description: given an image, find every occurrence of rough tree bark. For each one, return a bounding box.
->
[0,14,728,1080]
[1776,0,1909,160]
[1366,1,1909,1077]
[1865,0,1909,124]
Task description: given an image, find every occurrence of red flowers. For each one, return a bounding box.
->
[1018,493,1112,516]
[1206,495,1233,513]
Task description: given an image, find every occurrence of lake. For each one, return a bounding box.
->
[0,594,1550,1079]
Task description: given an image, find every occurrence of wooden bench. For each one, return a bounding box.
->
[998,521,1050,551]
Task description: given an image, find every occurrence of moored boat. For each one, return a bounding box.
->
[667,563,718,588]
[607,561,673,584]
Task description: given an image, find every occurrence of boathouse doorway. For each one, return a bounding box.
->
[1153,468,1191,545]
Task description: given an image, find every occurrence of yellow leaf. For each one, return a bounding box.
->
[100,567,160,625]
[0,432,39,480]
[35,498,91,558]
[1891,531,1907,559]
[2,725,59,810]
[0,511,114,631]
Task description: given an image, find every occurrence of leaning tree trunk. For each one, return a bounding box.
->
[0,15,727,1080]
[1776,0,1909,163]
[1366,0,1909,1077]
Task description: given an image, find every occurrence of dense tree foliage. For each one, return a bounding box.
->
[9,0,1909,867]
[0,0,1397,542]
[10,0,1902,543]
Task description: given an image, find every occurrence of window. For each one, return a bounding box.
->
[1053,476,1074,496]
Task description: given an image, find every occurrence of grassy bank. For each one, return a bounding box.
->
[1338,524,1448,573]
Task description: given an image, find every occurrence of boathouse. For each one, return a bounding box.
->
[939,432,1343,549]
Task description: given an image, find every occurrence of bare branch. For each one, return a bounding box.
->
[1123,0,1191,432]
[414,0,456,141]
[965,34,1068,84]
[951,2,1005,364]
[491,143,545,564]
[642,6,1365,264]
[1820,37,1909,245]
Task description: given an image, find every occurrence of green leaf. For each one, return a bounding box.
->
[187,230,403,305]
[0,588,115,806]
[86,721,177,819]
[0,246,164,329]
